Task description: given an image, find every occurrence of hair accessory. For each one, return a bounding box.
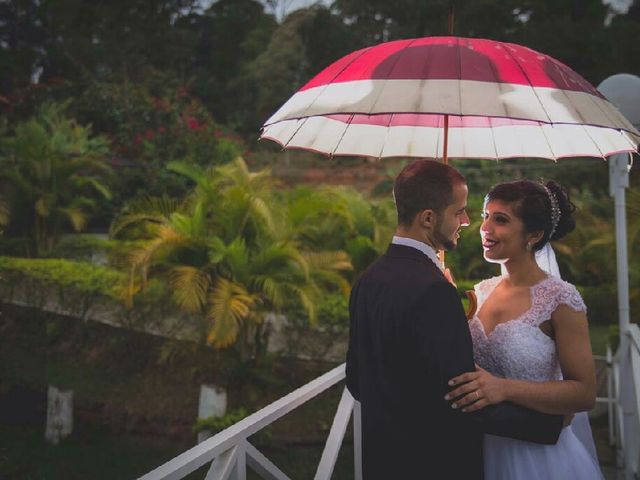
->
[542,185,561,238]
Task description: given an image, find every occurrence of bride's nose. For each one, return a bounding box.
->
[480,218,491,234]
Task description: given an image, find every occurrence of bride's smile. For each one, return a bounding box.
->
[481,200,528,261]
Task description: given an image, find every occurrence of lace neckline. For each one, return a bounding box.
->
[475,275,553,338]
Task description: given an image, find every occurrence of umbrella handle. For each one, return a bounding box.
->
[465,290,478,320]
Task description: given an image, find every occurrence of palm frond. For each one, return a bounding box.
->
[128,225,190,281]
[167,161,206,185]
[169,266,210,313]
[72,176,112,200]
[59,207,88,231]
[110,195,179,238]
[206,278,256,347]
[248,195,275,234]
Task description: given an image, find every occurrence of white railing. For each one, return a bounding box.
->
[138,363,362,480]
[610,323,640,480]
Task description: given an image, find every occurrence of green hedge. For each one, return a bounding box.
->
[0,256,124,300]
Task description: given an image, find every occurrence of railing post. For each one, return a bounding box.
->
[353,399,362,480]
[231,442,246,480]
[607,345,616,447]
[609,152,634,479]
[314,388,355,480]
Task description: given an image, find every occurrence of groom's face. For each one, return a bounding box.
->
[433,182,470,251]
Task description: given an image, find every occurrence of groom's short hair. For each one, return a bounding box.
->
[393,160,466,226]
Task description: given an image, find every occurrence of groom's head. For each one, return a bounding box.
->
[393,160,469,251]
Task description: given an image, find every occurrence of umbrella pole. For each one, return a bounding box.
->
[443,4,477,320]
[440,3,453,267]
[442,112,478,319]
[439,114,450,267]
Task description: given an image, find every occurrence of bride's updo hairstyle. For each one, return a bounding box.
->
[484,179,576,251]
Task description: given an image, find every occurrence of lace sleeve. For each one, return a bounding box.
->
[526,278,587,327]
[556,281,587,313]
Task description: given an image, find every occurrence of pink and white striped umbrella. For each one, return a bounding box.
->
[261,36,639,161]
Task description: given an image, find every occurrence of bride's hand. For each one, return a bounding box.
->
[445,365,507,412]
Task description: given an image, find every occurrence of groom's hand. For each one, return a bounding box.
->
[445,365,508,413]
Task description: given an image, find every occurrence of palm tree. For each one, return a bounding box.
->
[0,102,112,256]
[111,157,351,352]
[283,185,395,275]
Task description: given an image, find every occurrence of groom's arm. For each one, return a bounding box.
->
[345,279,360,401]
[418,282,563,445]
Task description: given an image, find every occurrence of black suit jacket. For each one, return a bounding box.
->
[346,244,563,479]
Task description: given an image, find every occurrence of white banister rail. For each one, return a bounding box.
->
[611,323,640,480]
[138,363,362,480]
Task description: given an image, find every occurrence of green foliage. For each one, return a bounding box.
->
[316,292,349,333]
[0,256,123,300]
[74,81,244,208]
[0,102,112,256]
[111,157,353,352]
[193,408,249,435]
[577,284,621,326]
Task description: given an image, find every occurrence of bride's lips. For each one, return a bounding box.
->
[482,237,498,250]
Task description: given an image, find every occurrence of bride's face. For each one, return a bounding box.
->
[480,200,530,263]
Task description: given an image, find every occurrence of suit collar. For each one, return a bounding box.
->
[390,237,443,271]
[385,243,444,273]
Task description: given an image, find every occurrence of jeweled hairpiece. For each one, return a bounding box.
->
[542,185,561,238]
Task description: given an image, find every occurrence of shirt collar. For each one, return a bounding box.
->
[391,235,443,271]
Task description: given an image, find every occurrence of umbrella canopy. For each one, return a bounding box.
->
[261,36,640,160]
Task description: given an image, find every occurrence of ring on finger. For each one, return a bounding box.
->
[474,390,480,400]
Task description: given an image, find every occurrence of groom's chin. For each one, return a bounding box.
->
[442,240,457,251]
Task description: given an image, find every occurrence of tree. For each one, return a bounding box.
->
[230,5,358,136]
[0,102,111,256]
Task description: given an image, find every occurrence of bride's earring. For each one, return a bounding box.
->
[526,242,533,251]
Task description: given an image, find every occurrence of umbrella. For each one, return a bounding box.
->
[261,36,640,161]
[260,36,640,319]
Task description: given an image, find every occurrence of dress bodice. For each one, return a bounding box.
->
[469,275,587,382]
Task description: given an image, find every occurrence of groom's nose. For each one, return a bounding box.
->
[460,211,470,227]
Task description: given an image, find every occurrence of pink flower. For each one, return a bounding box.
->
[186,117,200,130]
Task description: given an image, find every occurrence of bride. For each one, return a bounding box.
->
[446,179,604,479]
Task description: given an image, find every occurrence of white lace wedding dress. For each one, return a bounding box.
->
[469,275,604,480]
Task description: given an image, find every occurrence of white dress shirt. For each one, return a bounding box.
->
[391,235,443,271]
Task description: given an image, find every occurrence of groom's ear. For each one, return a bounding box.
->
[418,209,436,229]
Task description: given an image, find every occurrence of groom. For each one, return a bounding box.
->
[346,160,563,479]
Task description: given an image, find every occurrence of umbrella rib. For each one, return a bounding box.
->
[376,113,395,159]
[580,89,636,135]
[488,119,501,161]
[481,41,511,119]
[282,117,312,149]
[330,113,357,157]
[502,45,553,124]
[297,47,374,121]
[366,38,420,115]
[576,124,610,159]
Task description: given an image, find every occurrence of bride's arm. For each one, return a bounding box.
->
[446,304,596,415]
